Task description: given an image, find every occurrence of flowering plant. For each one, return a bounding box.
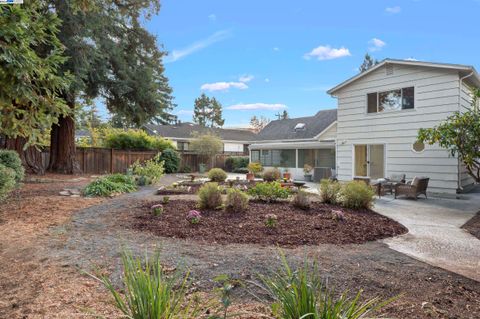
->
[151,204,163,216]
[186,210,201,224]
[331,209,346,221]
[264,213,278,228]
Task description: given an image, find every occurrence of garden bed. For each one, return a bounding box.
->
[462,211,480,240]
[129,199,407,246]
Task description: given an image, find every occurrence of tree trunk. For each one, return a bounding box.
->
[48,97,81,174]
[4,137,46,175]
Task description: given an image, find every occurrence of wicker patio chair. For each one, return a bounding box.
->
[394,177,429,200]
[383,173,406,194]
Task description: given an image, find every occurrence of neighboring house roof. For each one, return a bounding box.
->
[328,59,480,95]
[255,109,337,141]
[144,123,257,142]
[75,129,90,138]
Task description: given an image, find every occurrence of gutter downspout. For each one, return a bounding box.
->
[457,71,474,193]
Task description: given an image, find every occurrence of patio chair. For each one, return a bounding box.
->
[382,173,406,194]
[394,177,429,200]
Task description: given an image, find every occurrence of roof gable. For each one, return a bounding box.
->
[144,123,257,141]
[328,59,480,95]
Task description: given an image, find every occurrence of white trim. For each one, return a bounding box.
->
[351,143,386,179]
[328,59,480,95]
[365,85,417,115]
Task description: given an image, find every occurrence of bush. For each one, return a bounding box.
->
[260,253,392,319]
[197,182,223,209]
[0,150,24,182]
[104,128,175,151]
[179,165,191,173]
[225,156,249,172]
[248,182,290,202]
[319,179,341,204]
[247,162,263,174]
[233,167,249,174]
[84,174,137,197]
[225,188,249,213]
[0,164,16,201]
[264,214,278,228]
[158,148,180,174]
[208,168,228,182]
[263,168,281,182]
[340,181,376,209]
[96,250,204,319]
[130,154,165,185]
[291,190,311,210]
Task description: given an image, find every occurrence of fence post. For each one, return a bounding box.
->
[82,148,86,173]
[110,148,114,173]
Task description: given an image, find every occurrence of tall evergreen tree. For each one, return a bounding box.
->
[359,53,378,73]
[0,1,71,174]
[47,0,175,173]
[193,93,224,127]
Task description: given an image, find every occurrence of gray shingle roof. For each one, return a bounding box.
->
[144,123,257,141]
[256,109,337,141]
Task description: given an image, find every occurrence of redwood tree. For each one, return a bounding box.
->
[0,1,70,174]
[48,0,175,173]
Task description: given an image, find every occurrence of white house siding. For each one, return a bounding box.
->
[334,64,465,194]
[317,123,337,141]
[224,142,244,153]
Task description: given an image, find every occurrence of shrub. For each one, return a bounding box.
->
[248,182,290,202]
[151,204,163,216]
[158,148,180,174]
[233,167,249,174]
[179,165,192,173]
[0,150,24,182]
[247,162,263,174]
[260,253,392,319]
[319,179,341,204]
[263,168,281,182]
[225,188,249,213]
[340,181,376,209]
[208,168,228,182]
[226,157,249,172]
[264,214,278,228]
[0,164,16,201]
[186,210,201,224]
[96,250,204,319]
[84,174,137,197]
[104,128,175,151]
[197,182,223,209]
[162,196,170,204]
[291,190,311,210]
[130,154,165,185]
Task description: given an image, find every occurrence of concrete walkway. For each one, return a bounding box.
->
[375,193,480,282]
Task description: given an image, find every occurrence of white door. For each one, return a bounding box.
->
[354,144,385,179]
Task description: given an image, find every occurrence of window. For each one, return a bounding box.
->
[367,87,415,113]
[256,149,296,168]
[251,150,260,162]
[177,141,189,151]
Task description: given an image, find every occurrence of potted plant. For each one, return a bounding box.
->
[303,164,313,182]
[282,167,291,181]
[247,162,262,181]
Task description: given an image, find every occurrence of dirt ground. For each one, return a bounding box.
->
[1,174,480,318]
[462,211,480,240]
[131,199,407,246]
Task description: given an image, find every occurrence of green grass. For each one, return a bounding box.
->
[83,174,137,197]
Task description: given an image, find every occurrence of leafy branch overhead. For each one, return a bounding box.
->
[418,89,480,183]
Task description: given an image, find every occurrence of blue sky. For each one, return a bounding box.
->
[98,0,480,127]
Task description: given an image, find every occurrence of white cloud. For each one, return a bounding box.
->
[239,75,254,83]
[369,38,386,52]
[226,103,287,111]
[264,78,270,83]
[201,81,248,92]
[405,57,418,61]
[208,14,216,21]
[304,45,351,61]
[175,109,194,116]
[385,6,401,14]
[165,30,231,63]
[273,47,280,51]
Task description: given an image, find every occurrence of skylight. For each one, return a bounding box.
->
[294,123,306,131]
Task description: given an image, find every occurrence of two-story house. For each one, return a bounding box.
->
[327,59,480,195]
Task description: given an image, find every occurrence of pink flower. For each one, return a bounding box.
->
[186,210,201,224]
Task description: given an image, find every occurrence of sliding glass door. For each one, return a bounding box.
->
[354,144,385,179]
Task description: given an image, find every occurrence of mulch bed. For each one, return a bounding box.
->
[130,199,407,246]
[462,211,480,240]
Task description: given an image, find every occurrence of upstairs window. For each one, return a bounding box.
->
[367,87,414,113]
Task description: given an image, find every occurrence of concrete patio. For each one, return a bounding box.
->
[376,192,480,282]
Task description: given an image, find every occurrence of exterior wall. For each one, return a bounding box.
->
[335,64,463,194]
[317,123,337,141]
[224,142,244,153]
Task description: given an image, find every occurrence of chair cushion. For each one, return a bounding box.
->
[411,176,419,186]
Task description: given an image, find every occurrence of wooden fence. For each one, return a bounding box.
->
[39,147,247,174]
